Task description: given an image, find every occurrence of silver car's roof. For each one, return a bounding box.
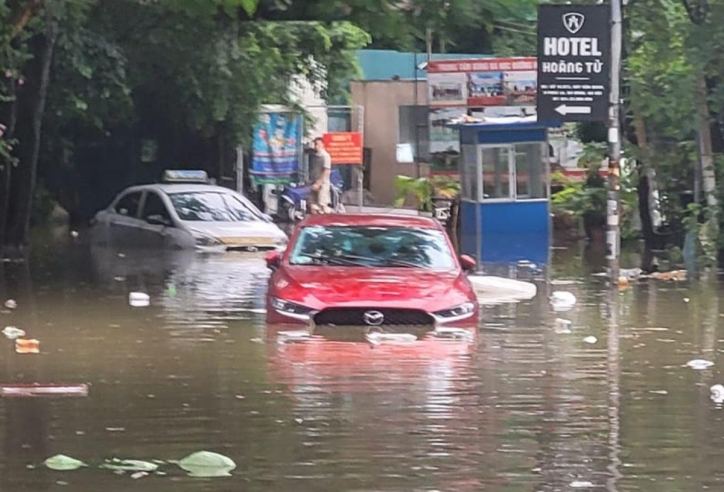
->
[121,184,243,195]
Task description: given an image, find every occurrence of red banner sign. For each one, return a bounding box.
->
[323,132,363,165]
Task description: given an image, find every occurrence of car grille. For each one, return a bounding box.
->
[313,308,434,327]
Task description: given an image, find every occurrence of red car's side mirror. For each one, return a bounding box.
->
[265,251,281,270]
[459,254,476,272]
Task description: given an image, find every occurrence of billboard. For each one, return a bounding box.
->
[426,57,538,154]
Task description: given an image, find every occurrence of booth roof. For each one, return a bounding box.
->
[449,118,563,131]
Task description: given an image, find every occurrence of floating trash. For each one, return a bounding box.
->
[100,458,159,473]
[431,326,474,342]
[365,332,417,346]
[70,231,79,238]
[550,291,576,312]
[176,451,236,478]
[131,472,149,479]
[554,318,572,334]
[687,359,714,370]
[44,454,86,471]
[517,260,538,270]
[15,338,39,354]
[4,299,17,310]
[128,292,150,307]
[583,336,597,345]
[277,330,311,344]
[2,326,25,340]
[620,268,642,280]
[240,307,266,314]
[647,269,687,282]
[0,384,88,398]
[711,384,724,404]
[571,481,594,488]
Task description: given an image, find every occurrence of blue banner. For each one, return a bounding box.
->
[250,111,302,185]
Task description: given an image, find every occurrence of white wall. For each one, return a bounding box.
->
[289,75,328,142]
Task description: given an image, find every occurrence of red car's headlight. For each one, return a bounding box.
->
[433,302,476,321]
[271,297,314,320]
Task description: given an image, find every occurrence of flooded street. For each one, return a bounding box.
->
[2,238,724,491]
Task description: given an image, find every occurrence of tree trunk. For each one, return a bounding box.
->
[633,116,656,250]
[0,78,18,250]
[698,75,717,211]
[4,11,58,250]
[696,73,719,267]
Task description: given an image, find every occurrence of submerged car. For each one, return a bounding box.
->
[265,214,479,331]
[91,170,287,251]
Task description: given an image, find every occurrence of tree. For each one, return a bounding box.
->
[1,0,372,250]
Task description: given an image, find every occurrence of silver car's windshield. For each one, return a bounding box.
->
[288,225,456,269]
[167,192,263,222]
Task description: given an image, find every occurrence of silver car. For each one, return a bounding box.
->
[91,178,288,252]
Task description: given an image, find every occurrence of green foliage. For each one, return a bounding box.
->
[30,184,58,227]
[552,163,638,241]
[394,175,460,212]
[551,173,606,222]
[0,1,34,168]
[627,0,698,140]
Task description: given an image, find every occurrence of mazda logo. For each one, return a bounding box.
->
[363,310,384,326]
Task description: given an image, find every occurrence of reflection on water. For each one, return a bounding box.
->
[1,241,724,491]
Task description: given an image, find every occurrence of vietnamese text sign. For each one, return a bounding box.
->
[323,132,363,165]
[250,111,301,185]
[537,4,610,122]
[427,58,538,108]
[426,57,538,154]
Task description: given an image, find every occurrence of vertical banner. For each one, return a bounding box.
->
[250,111,302,185]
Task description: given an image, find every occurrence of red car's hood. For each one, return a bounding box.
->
[275,266,475,311]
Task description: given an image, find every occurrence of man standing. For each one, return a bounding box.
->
[310,137,332,214]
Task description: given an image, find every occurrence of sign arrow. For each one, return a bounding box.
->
[555,104,592,115]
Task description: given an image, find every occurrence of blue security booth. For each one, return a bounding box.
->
[454,119,561,265]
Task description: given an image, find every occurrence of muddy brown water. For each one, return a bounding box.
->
[1,236,724,491]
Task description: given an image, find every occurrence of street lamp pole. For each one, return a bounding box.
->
[607,0,623,283]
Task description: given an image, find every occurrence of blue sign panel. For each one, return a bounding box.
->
[250,112,302,185]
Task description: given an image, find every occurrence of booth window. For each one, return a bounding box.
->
[514,143,547,199]
[478,142,547,201]
[481,147,511,199]
[460,144,478,201]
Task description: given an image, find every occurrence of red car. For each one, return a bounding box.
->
[264,214,479,332]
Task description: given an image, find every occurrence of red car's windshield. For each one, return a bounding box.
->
[288,225,457,270]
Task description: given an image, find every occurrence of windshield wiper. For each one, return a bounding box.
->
[294,253,366,266]
[331,253,420,268]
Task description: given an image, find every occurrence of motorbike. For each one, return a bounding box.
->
[277,169,346,223]
[431,196,453,227]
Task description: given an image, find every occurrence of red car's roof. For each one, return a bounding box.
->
[298,213,442,229]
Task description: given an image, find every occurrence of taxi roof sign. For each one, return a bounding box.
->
[163,170,209,183]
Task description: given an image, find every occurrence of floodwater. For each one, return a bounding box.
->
[2,234,724,491]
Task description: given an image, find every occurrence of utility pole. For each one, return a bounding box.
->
[607,0,623,283]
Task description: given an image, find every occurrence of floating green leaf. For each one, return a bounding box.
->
[100,459,159,472]
[44,454,86,471]
[177,451,236,477]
